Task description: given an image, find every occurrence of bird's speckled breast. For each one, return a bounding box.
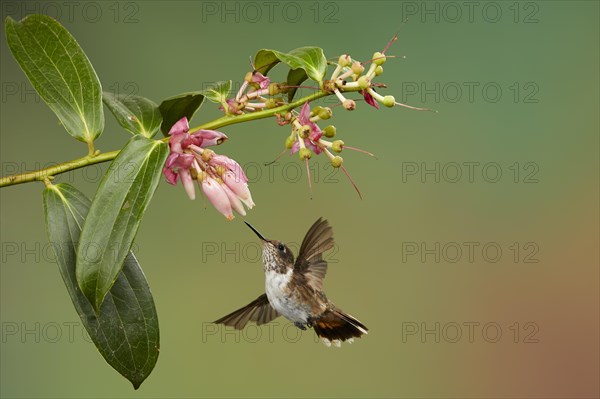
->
[264,269,311,323]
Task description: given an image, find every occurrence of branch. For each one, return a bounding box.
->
[0,89,344,188]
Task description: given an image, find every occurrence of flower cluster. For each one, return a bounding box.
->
[277,41,433,197]
[174,35,432,202]
[221,68,288,115]
[163,117,254,220]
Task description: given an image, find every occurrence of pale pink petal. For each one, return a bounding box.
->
[298,102,311,124]
[202,177,234,220]
[212,155,247,183]
[290,141,300,154]
[251,71,270,90]
[223,171,253,206]
[179,169,196,200]
[221,183,246,216]
[169,117,190,136]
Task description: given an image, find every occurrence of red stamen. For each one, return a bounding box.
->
[264,148,288,166]
[383,31,400,54]
[395,102,438,112]
[340,165,362,199]
[305,158,313,199]
[344,146,378,159]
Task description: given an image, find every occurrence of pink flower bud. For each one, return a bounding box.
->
[223,171,254,209]
[212,155,247,183]
[202,177,234,220]
[189,130,228,148]
[179,169,196,200]
[221,183,246,216]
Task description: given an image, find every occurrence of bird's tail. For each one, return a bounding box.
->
[312,308,368,346]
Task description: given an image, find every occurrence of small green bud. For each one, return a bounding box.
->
[324,125,337,138]
[268,82,280,96]
[375,66,383,76]
[351,61,364,75]
[299,125,311,138]
[332,140,345,153]
[338,54,351,67]
[331,156,343,168]
[285,135,295,149]
[318,107,333,120]
[299,148,312,160]
[373,51,386,66]
[343,99,356,111]
[357,75,371,89]
[383,95,396,107]
[311,106,324,116]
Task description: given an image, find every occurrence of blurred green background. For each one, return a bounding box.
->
[1,1,598,398]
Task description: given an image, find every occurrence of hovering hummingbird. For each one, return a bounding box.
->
[214,218,368,346]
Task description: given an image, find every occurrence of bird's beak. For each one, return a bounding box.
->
[244,221,267,241]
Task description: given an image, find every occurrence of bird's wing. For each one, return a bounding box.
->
[294,218,334,291]
[213,294,279,329]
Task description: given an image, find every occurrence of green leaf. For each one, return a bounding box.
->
[253,49,281,76]
[158,82,232,135]
[103,92,162,138]
[253,46,327,85]
[286,68,309,102]
[76,135,168,311]
[43,183,159,389]
[5,15,104,143]
[158,92,205,135]
[200,80,232,104]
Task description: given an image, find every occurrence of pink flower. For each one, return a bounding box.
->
[290,138,323,155]
[250,71,270,90]
[202,177,234,221]
[164,152,196,199]
[211,155,247,183]
[167,117,227,153]
[298,102,323,141]
[162,117,253,220]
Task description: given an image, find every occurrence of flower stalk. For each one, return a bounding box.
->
[0,87,361,188]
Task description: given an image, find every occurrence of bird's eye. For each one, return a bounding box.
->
[277,243,285,251]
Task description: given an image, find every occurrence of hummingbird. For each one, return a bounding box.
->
[214,218,368,346]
